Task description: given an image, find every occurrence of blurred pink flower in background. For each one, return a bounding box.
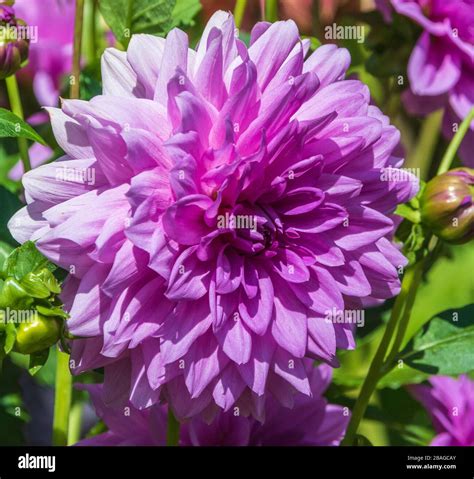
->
[5,0,74,180]
[410,375,474,446]
[15,0,75,107]
[378,0,474,166]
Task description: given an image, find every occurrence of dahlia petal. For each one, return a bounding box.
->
[163,195,213,246]
[239,265,274,335]
[184,333,225,398]
[127,34,165,98]
[45,108,93,159]
[408,32,461,97]
[195,10,234,73]
[166,246,210,300]
[303,44,350,87]
[332,259,372,297]
[85,120,132,184]
[216,247,243,294]
[307,315,337,364]
[333,205,394,250]
[67,263,111,337]
[273,349,311,395]
[238,334,275,396]
[22,157,105,207]
[155,28,189,104]
[194,28,226,109]
[212,364,247,411]
[273,248,310,283]
[216,316,252,365]
[160,298,212,365]
[248,19,300,90]
[271,281,307,358]
[296,80,369,120]
[102,48,143,98]
[166,376,213,420]
[101,241,144,297]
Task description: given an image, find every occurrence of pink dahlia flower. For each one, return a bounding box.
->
[377,0,474,166]
[409,375,474,446]
[77,364,349,446]
[9,11,417,420]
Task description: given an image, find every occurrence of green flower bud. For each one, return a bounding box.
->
[13,313,61,355]
[420,168,474,244]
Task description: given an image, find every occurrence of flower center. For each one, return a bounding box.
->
[215,203,282,256]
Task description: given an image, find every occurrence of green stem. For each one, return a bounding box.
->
[84,0,98,65]
[406,110,443,181]
[71,0,85,100]
[52,350,73,446]
[341,265,419,446]
[382,262,424,371]
[438,106,474,175]
[166,408,180,446]
[265,0,279,22]
[233,0,247,29]
[67,400,83,445]
[5,75,31,173]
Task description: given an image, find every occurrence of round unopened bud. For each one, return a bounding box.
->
[13,313,61,355]
[420,168,474,244]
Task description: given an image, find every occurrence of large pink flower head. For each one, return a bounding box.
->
[409,375,474,446]
[9,11,417,420]
[378,0,474,166]
[78,364,349,446]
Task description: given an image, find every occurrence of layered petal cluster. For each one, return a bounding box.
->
[410,375,474,446]
[378,0,474,166]
[9,11,417,420]
[78,364,349,446]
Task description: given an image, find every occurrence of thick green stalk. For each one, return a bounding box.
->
[265,0,278,22]
[67,400,83,445]
[52,350,73,446]
[406,110,443,180]
[70,0,85,100]
[166,408,180,446]
[5,75,31,173]
[84,0,98,65]
[341,265,419,445]
[438,106,474,175]
[234,0,247,29]
[382,262,424,370]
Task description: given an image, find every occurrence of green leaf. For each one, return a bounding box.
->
[378,363,429,389]
[395,203,421,224]
[98,0,176,45]
[3,321,17,355]
[0,108,47,145]
[28,348,50,376]
[19,273,52,299]
[400,304,474,375]
[170,0,201,28]
[4,241,56,281]
[0,241,13,271]
[402,243,474,347]
[0,186,22,246]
